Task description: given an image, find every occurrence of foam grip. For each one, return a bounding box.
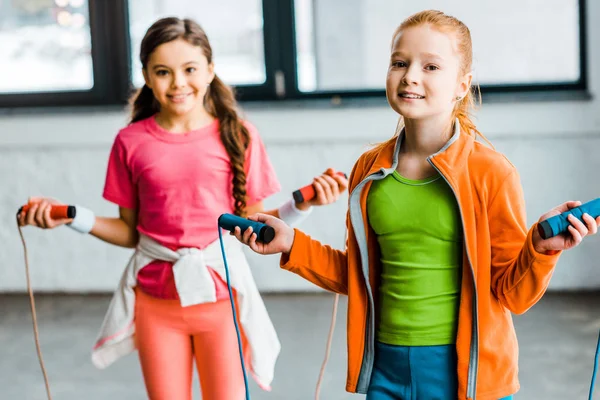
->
[18,204,76,219]
[538,198,600,239]
[292,171,348,203]
[218,213,275,244]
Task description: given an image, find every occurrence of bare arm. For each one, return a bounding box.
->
[247,200,311,218]
[18,197,139,249]
[246,201,278,217]
[90,207,139,248]
[245,170,349,217]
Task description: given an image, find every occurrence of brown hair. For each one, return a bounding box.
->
[130,17,250,216]
[382,10,491,148]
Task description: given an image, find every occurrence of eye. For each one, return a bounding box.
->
[156,70,169,76]
[186,67,197,73]
[425,65,439,71]
[391,60,407,68]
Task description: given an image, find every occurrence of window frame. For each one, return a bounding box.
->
[0,0,132,108]
[271,0,589,101]
[0,0,589,108]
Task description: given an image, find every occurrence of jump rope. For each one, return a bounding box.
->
[16,196,600,399]
[16,177,343,400]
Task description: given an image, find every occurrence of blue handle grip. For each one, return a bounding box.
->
[538,198,600,239]
[218,213,275,244]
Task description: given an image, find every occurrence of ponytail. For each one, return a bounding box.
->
[129,84,160,124]
[454,83,493,148]
[205,75,250,217]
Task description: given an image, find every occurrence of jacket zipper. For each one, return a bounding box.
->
[429,158,479,399]
[350,171,385,392]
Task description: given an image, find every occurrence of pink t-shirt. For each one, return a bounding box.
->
[103,116,281,300]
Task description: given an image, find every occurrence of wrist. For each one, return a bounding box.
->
[294,201,312,211]
[532,225,559,255]
[67,205,95,234]
[532,227,546,254]
[279,198,312,227]
[533,243,547,254]
[283,227,295,255]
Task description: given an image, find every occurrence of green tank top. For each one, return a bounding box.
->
[367,171,463,346]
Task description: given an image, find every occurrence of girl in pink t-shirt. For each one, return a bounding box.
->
[18,17,348,399]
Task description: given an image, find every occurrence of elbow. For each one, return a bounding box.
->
[338,287,349,296]
[324,283,348,296]
[495,282,547,315]
[509,303,531,315]
[126,231,139,248]
[498,296,537,315]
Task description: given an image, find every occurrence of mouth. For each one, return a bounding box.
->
[398,92,425,99]
[168,93,192,102]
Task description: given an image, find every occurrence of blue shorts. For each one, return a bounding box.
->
[367,341,514,400]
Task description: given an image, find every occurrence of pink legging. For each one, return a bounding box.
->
[134,288,246,400]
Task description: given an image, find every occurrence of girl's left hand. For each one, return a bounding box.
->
[532,200,600,254]
[298,168,349,209]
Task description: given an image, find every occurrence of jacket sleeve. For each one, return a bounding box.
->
[488,169,562,314]
[278,155,370,295]
[279,225,349,295]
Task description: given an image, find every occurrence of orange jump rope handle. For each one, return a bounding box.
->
[292,171,347,203]
[18,204,76,219]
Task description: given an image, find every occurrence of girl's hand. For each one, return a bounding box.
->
[532,200,600,254]
[298,168,349,210]
[17,196,73,229]
[233,213,295,255]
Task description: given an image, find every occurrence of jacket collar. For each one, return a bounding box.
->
[366,118,474,177]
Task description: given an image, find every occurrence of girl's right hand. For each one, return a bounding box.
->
[233,213,295,255]
[18,196,73,229]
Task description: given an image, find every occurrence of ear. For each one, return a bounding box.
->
[142,69,152,88]
[207,62,216,85]
[456,71,473,99]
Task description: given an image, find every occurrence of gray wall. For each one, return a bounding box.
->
[1,2,599,293]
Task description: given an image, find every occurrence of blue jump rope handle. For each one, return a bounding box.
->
[538,198,600,240]
[218,213,276,243]
[537,198,600,398]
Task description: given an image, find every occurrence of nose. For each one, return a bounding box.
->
[171,71,186,88]
[402,64,420,85]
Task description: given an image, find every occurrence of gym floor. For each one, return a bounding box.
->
[1,292,599,399]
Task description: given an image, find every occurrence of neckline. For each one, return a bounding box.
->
[146,116,218,143]
[392,170,441,186]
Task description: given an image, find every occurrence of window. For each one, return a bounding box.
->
[1,0,588,108]
[128,0,266,88]
[293,0,585,94]
[0,0,130,108]
[0,0,93,93]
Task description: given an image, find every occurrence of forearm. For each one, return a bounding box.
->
[493,225,561,314]
[263,199,311,219]
[280,229,348,294]
[90,216,139,248]
[262,208,279,218]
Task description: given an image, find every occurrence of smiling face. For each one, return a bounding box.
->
[386,24,472,122]
[143,38,215,118]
